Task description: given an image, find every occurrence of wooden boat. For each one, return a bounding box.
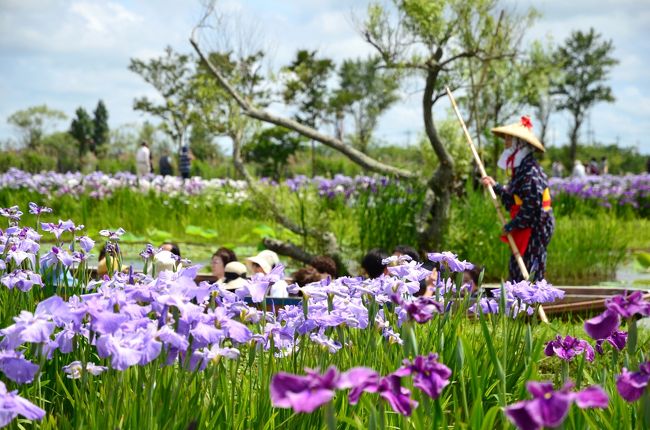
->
[96,270,650,316]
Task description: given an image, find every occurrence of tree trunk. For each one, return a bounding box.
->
[417,64,455,252]
[569,116,582,166]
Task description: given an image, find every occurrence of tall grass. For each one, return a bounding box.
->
[447,190,647,284]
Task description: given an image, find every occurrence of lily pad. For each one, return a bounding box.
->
[146,228,173,243]
[251,224,276,240]
[120,232,147,243]
[185,225,218,239]
[635,252,650,269]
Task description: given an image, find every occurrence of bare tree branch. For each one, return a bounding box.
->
[190,24,416,180]
[262,238,315,265]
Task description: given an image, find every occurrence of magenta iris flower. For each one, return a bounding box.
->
[606,291,650,318]
[584,309,620,340]
[584,291,650,340]
[595,330,627,354]
[400,353,451,399]
[270,367,341,413]
[505,381,608,430]
[0,381,45,427]
[544,335,595,362]
[616,362,650,402]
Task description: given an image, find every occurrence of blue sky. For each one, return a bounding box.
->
[1,0,648,154]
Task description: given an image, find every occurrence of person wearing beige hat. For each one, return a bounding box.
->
[246,250,289,297]
[220,261,249,290]
[481,116,555,282]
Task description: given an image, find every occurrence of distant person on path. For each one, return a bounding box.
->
[588,157,600,175]
[600,156,609,175]
[159,151,174,176]
[179,145,192,180]
[136,141,151,177]
[572,160,587,178]
[480,116,554,282]
[551,161,565,178]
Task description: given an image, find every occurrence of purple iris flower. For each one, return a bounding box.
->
[400,353,451,399]
[78,236,95,253]
[1,270,43,292]
[595,330,627,354]
[139,244,156,259]
[616,362,650,402]
[62,361,108,379]
[339,367,380,404]
[375,372,418,416]
[469,298,499,315]
[0,380,46,427]
[99,228,126,241]
[0,310,56,349]
[0,206,23,223]
[0,350,39,384]
[505,381,608,430]
[544,335,595,362]
[270,367,341,413]
[309,332,342,353]
[28,202,52,215]
[40,220,75,239]
[391,294,443,324]
[427,251,473,272]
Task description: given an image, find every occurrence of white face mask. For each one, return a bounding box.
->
[497,139,532,171]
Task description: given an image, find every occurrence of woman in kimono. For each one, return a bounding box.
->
[481,116,554,281]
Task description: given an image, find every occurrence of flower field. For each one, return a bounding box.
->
[0,204,648,429]
[0,170,648,285]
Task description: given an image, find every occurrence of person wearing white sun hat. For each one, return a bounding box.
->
[221,261,249,291]
[246,250,289,298]
[481,116,555,282]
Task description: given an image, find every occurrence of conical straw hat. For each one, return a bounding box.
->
[491,116,545,152]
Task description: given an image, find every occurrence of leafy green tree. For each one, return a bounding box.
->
[552,28,618,164]
[69,107,94,156]
[281,50,334,176]
[92,100,110,149]
[363,0,533,249]
[7,105,67,149]
[129,46,197,153]
[244,126,304,179]
[330,57,400,153]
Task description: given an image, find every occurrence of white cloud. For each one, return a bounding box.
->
[0,0,648,154]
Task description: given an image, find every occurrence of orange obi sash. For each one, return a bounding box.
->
[500,188,552,255]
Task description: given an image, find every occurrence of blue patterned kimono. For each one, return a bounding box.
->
[494,153,555,281]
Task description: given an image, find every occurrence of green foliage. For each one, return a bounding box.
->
[281,50,335,128]
[243,126,304,180]
[92,100,109,148]
[6,104,67,149]
[543,143,647,175]
[552,28,618,162]
[330,57,401,153]
[42,132,80,172]
[447,188,648,283]
[129,46,196,151]
[357,181,427,256]
[68,107,94,156]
